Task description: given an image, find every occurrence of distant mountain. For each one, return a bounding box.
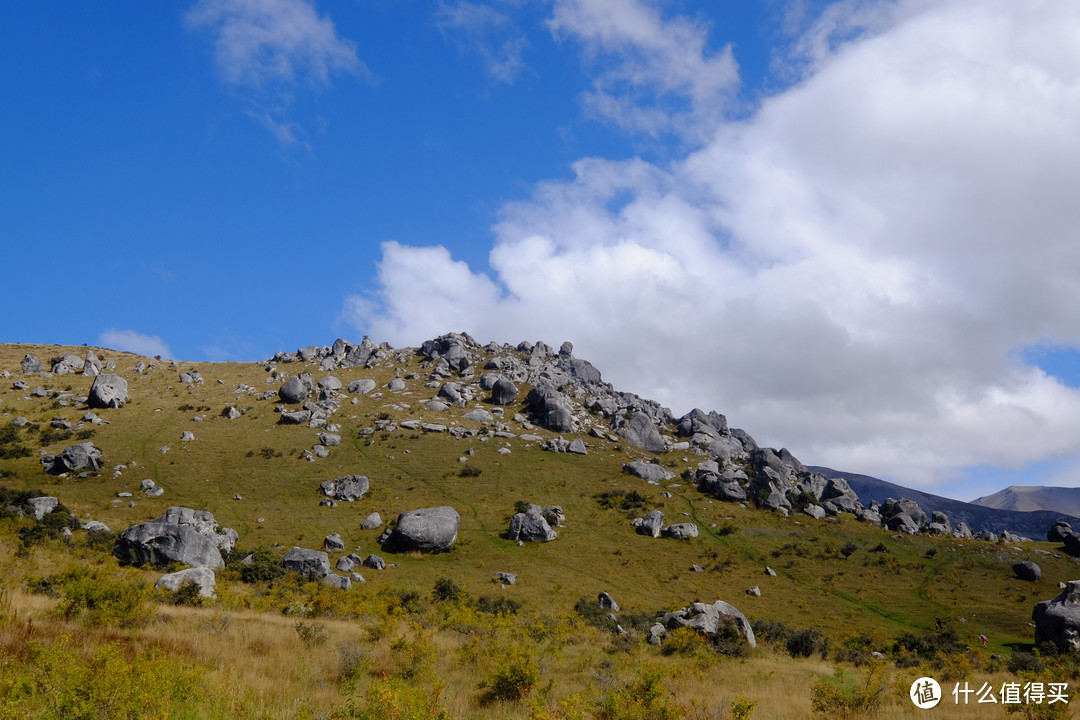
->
[808,467,1080,540]
[971,485,1080,516]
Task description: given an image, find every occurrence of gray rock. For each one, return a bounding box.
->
[324,574,351,590]
[880,498,927,528]
[598,591,620,612]
[21,354,43,374]
[82,520,111,533]
[284,547,331,579]
[42,442,102,475]
[324,532,346,552]
[1014,561,1042,582]
[622,459,674,483]
[279,376,309,404]
[508,506,558,542]
[27,496,58,520]
[1049,522,1073,543]
[637,510,665,538]
[115,507,236,568]
[318,375,343,392]
[181,431,195,442]
[387,378,406,391]
[525,383,575,433]
[383,506,460,552]
[885,513,921,535]
[746,586,761,597]
[51,354,83,375]
[320,475,370,502]
[496,572,517,585]
[83,352,102,376]
[361,512,383,530]
[156,567,216,598]
[648,623,666,645]
[336,555,356,572]
[491,378,519,406]
[542,506,566,527]
[802,504,826,520]
[618,412,666,453]
[318,432,341,447]
[348,378,377,395]
[463,409,494,423]
[279,410,311,425]
[221,406,241,419]
[567,438,587,455]
[662,523,698,539]
[1035,581,1080,652]
[661,600,757,649]
[363,554,386,570]
[765,566,777,576]
[88,373,129,409]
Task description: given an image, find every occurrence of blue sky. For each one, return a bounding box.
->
[5,0,1080,502]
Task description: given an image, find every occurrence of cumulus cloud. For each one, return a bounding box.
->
[186,0,368,146]
[547,0,740,137]
[186,0,366,87]
[437,1,528,84]
[345,0,1080,494]
[99,330,172,360]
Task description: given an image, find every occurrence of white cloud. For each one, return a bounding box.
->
[437,1,528,84]
[186,0,366,87]
[99,330,172,360]
[345,0,1080,496]
[546,0,740,137]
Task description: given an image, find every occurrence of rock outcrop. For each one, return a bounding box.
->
[1034,581,1080,652]
[42,442,102,475]
[114,507,237,569]
[383,506,460,552]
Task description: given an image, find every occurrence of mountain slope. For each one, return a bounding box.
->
[809,467,1080,540]
[972,485,1080,516]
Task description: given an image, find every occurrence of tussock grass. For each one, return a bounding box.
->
[1,342,1079,717]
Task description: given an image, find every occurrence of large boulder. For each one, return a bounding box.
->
[1034,581,1080,652]
[88,373,129,409]
[526,383,575,433]
[156,567,216,598]
[320,475,370,502]
[114,507,236,568]
[618,412,666,453]
[279,376,309,404]
[491,378,519,406]
[42,442,102,475]
[51,354,83,375]
[21,354,43,374]
[284,547,332,579]
[1049,521,1074,543]
[508,505,558,542]
[383,506,460,552]
[661,600,757,649]
[1014,561,1042,582]
[623,459,675,483]
[637,510,665,538]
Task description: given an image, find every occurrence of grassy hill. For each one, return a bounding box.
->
[1,340,1077,719]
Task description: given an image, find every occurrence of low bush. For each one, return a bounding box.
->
[479,652,539,703]
[810,661,886,717]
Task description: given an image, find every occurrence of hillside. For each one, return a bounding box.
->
[973,485,1080,516]
[810,468,1080,541]
[2,334,1080,719]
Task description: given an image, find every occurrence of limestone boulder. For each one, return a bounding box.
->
[42,442,102,475]
[114,507,236,568]
[320,475,370,502]
[383,506,460,552]
[508,505,558,542]
[279,376,309,404]
[156,567,216,598]
[284,547,331,579]
[1035,581,1080,652]
[618,412,666,453]
[661,600,757,649]
[1015,561,1042,582]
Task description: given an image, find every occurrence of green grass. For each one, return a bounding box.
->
[0,340,1074,657]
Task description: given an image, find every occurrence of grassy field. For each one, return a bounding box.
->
[0,341,1077,718]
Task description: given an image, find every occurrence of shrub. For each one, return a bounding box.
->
[810,662,886,717]
[459,465,483,477]
[295,620,328,648]
[56,567,155,627]
[480,652,539,703]
[787,627,829,659]
[164,578,204,607]
[239,546,287,583]
[476,596,522,616]
[514,500,533,514]
[432,577,465,603]
[730,696,756,720]
[595,664,685,720]
[338,676,449,720]
[573,596,615,630]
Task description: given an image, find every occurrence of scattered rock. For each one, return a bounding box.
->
[662,523,698,540]
[637,510,665,538]
[320,475,370,502]
[42,442,102,475]
[324,533,345,552]
[361,512,383,530]
[156,567,216,598]
[598,591,620,612]
[1014,561,1042,582]
[27,496,58,520]
[88,373,129,408]
[21,354,43,374]
[284,547,331,579]
[496,572,517,585]
[382,506,460,552]
[364,554,387,570]
[622,459,675,483]
[508,505,558,542]
[279,376,309,404]
[115,507,237,569]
